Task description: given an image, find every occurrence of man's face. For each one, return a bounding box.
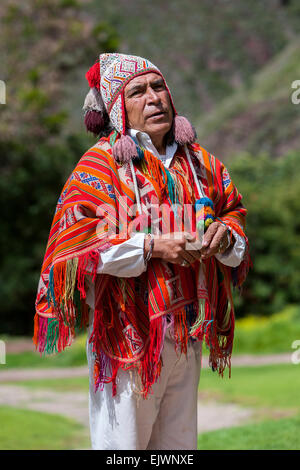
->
[124,72,173,142]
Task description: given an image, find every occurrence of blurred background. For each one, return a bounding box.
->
[0,0,299,450]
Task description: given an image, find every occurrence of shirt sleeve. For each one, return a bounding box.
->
[97,232,147,277]
[214,227,246,267]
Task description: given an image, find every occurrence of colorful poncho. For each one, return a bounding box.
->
[34,132,250,397]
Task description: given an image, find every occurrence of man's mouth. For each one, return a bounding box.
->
[147,110,166,119]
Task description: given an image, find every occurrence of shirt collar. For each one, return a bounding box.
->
[127,128,178,162]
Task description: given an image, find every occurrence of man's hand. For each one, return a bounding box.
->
[144,232,202,267]
[200,222,231,260]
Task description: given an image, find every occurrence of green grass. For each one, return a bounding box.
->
[197,415,300,450]
[198,361,300,450]
[0,405,90,450]
[1,334,88,369]
[199,363,300,410]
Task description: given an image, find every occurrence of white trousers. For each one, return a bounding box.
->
[86,326,202,450]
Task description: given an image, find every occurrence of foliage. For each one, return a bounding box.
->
[233,305,300,352]
[0,134,95,335]
[285,0,300,33]
[229,151,300,316]
[0,0,120,141]
[88,0,290,120]
[0,0,119,335]
[196,39,300,160]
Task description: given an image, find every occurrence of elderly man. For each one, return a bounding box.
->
[34,53,250,450]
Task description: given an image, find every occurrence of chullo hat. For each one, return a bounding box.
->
[83,53,196,161]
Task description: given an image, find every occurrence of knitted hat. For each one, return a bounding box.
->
[83,53,196,162]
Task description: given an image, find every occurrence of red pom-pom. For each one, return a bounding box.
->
[84,110,105,135]
[85,61,100,90]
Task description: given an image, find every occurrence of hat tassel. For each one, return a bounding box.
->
[112,135,139,163]
[174,115,196,146]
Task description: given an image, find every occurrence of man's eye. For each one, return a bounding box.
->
[130,91,141,97]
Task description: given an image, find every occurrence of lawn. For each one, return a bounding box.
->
[0,405,90,450]
[197,362,300,450]
[2,334,88,369]
[199,363,300,410]
[197,415,300,450]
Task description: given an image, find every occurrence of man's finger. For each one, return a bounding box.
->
[209,225,227,252]
[201,226,228,259]
[202,222,219,248]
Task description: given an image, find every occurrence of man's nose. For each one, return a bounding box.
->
[146,87,161,105]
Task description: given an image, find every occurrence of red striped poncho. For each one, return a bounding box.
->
[33,132,250,397]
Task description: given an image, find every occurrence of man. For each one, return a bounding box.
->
[34,53,250,450]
